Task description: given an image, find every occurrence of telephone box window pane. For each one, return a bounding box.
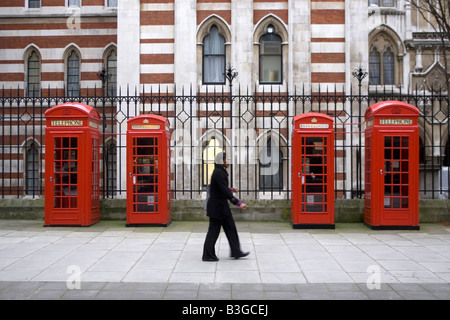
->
[401,161,408,171]
[402,137,409,147]
[401,197,409,208]
[384,173,392,185]
[401,173,409,184]
[384,136,391,147]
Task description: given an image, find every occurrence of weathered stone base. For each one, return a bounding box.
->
[0,198,449,224]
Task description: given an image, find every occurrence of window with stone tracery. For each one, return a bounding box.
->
[369,29,403,86]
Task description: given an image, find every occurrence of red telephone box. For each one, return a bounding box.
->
[44,103,100,226]
[291,113,335,229]
[364,101,420,230]
[126,114,171,226]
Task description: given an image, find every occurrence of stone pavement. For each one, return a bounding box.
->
[0,219,450,300]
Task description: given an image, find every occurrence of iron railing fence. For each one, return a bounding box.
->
[1,85,449,200]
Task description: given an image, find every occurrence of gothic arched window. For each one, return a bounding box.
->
[259,25,282,84]
[203,25,226,84]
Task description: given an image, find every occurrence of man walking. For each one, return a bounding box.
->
[202,152,250,261]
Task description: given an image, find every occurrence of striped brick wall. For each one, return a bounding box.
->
[310,0,346,92]
[0,2,117,96]
[140,0,175,89]
[0,1,349,95]
[197,0,231,25]
[254,0,288,25]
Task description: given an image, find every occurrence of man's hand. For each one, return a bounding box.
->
[230,187,238,193]
[239,203,248,210]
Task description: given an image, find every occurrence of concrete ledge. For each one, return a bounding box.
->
[0,198,448,223]
[419,199,450,223]
[0,198,45,220]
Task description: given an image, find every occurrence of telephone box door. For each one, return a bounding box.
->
[48,134,81,222]
[291,113,335,228]
[126,115,171,226]
[378,132,418,227]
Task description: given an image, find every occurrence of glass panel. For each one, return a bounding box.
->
[260,33,282,83]
[203,56,225,83]
[383,135,409,209]
[25,143,39,195]
[262,40,282,55]
[67,51,79,97]
[383,48,395,85]
[68,0,80,7]
[260,56,281,83]
[384,136,391,147]
[369,50,380,85]
[202,137,224,186]
[105,141,117,196]
[133,137,159,213]
[204,26,225,55]
[203,25,225,84]
[29,0,40,8]
[27,51,40,97]
[259,138,283,190]
[300,136,328,214]
[401,137,409,147]
[53,137,78,209]
[107,50,117,96]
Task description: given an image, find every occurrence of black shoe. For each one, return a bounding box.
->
[202,256,219,262]
[232,252,250,259]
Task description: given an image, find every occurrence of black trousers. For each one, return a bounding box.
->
[202,215,242,259]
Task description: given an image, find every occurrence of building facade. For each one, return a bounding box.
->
[0,0,448,202]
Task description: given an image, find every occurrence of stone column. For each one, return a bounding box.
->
[117,0,140,197]
[289,0,310,90]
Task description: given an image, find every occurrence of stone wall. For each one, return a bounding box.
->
[1,198,448,224]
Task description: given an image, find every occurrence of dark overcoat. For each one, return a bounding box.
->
[206,164,240,219]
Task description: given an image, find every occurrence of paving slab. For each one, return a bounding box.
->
[0,220,449,301]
